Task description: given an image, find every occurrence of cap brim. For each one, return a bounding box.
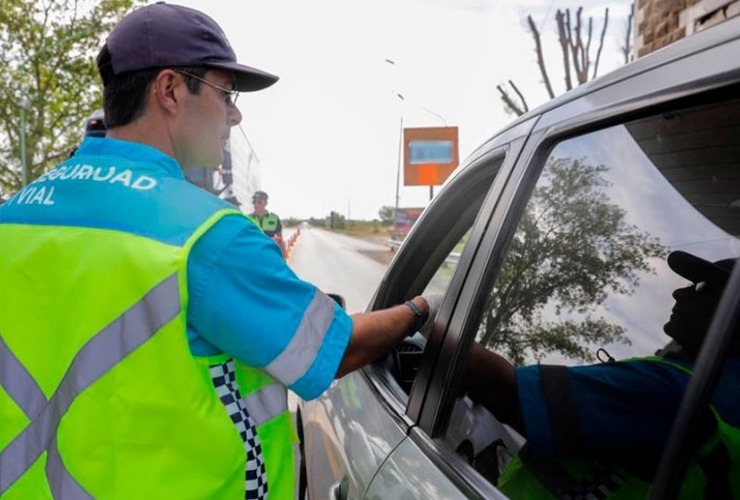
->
[668,250,730,287]
[204,61,278,92]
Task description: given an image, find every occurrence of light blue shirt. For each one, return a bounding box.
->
[0,137,352,401]
[188,214,353,400]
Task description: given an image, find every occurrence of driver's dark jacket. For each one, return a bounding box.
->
[498,356,740,498]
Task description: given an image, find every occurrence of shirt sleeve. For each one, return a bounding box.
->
[186,214,352,400]
[516,359,691,460]
[275,215,283,236]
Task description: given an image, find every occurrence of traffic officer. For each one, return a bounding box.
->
[0,3,437,498]
[249,190,283,239]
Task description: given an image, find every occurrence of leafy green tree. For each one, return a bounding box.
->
[378,205,395,225]
[329,211,346,230]
[0,0,142,195]
[308,217,326,227]
[480,156,666,364]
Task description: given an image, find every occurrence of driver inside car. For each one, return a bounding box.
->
[462,250,740,498]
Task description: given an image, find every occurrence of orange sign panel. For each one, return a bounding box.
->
[403,126,459,186]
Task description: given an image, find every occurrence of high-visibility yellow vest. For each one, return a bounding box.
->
[0,210,296,498]
[498,357,739,498]
[250,212,280,236]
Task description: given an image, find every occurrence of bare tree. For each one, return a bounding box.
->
[498,5,623,117]
[622,3,635,64]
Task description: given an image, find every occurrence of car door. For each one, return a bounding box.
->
[349,125,534,498]
[408,17,740,499]
[300,119,533,499]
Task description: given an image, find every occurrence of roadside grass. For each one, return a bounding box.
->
[333,220,392,239]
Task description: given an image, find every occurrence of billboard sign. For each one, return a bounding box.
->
[394,207,425,233]
[403,126,459,186]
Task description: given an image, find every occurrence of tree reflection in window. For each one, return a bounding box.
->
[479,156,667,365]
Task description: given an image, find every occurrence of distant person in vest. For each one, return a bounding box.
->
[0,3,441,498]
[250,190,285,257]
[462,250,739,498]
[250,190,283,238]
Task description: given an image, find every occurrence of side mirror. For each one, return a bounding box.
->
[327,293,346,310]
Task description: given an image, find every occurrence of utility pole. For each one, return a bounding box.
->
[395,115,403,212]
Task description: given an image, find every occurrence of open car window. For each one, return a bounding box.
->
[443,95,740,492]
[376,154,507,397]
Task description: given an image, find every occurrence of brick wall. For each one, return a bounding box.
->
[635,0,739,57]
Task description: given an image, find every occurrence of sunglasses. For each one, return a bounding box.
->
[693,281,723,294]
[174,69,240,107]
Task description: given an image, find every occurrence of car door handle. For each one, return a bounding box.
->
[329,475,349,500]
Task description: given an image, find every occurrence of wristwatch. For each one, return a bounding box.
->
[404,299,427,336]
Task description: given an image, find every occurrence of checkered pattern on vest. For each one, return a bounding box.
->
[210,360,269,499]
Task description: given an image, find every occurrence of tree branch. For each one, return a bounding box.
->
[509,80,529,114]
[583,17,593,82]
[622,4,633,65]
[593,7,609,79]
[496,84,526,116]
[566,10,580,85]
[527,14,555,99]
[573,8,587,84]
[556,10,573,91]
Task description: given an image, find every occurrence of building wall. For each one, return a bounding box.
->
[227,124,261,210]
[635,0,740,57]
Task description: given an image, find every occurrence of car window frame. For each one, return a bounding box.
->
[414,72,740,500]
[358,124,534,426]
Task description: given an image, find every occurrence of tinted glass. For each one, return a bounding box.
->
[422,229,469,297]
[388,156,505,395]
[482,100,740,365]
[444,98,740,488]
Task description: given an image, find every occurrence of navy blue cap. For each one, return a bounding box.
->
[252,190,268,201]
[668,251,736,288]
[101,2,278,92]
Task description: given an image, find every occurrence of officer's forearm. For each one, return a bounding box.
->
[336,298,426,378]
[465,344,522,432]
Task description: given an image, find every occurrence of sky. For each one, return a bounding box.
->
[157,0,633,220]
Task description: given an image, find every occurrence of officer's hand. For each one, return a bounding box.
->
[419,294,444,338]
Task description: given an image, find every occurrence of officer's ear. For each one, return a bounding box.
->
[152,69,182,116]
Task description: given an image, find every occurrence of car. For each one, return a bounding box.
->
[297,14,740,499]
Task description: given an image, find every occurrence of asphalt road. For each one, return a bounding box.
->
[287,227,392,314]
[285,227,393,497]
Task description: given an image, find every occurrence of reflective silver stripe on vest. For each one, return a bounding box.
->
[0,274,181,495]
[46,436,91,499]
[0,337,90,498]
[265,290,335,385]
[0,336,46,419]
[242,383,288,427]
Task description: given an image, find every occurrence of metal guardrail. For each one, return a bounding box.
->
[387,237,460,265]
[446,252,460,265]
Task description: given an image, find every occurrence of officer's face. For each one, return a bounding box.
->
[177,69,242,169]
[663,281,723,354]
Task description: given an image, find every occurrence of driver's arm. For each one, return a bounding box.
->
[336,296,428,378]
